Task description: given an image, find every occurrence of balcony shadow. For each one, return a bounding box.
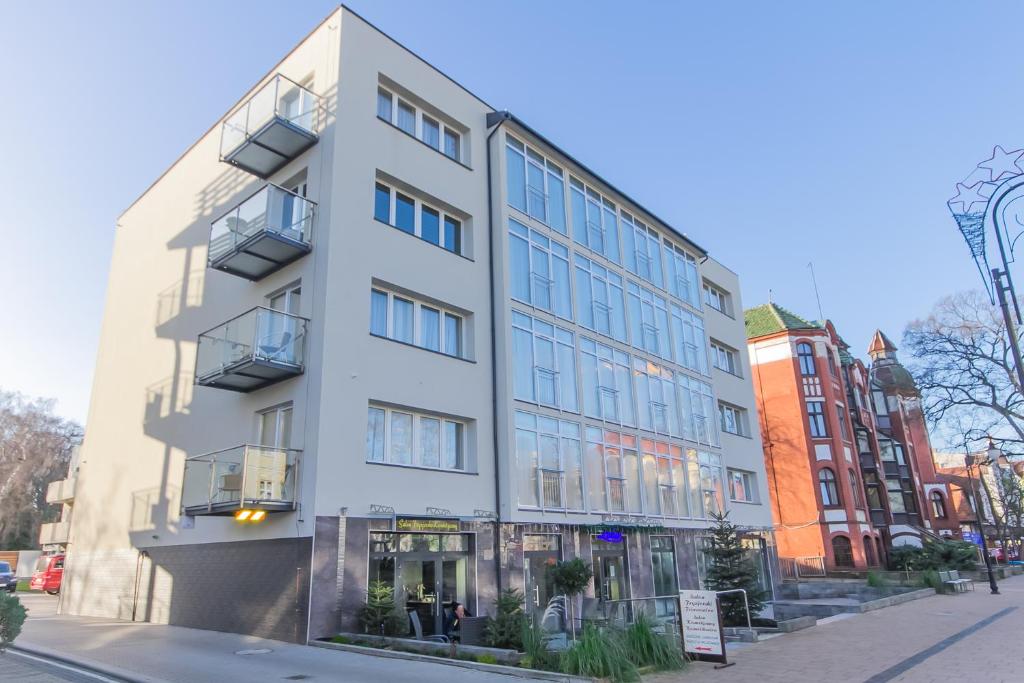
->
[110,82,339,644]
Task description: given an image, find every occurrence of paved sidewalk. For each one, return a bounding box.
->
[652,574,1024,683]
[15,594,516,683]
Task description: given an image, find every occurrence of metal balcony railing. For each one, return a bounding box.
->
[182,445,301,516]
[195,307,307,392]
[220,74,320,178]
[45,478,76,504]
[209,184,315,280]
[39,521,70,546]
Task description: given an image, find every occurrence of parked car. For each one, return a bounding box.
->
[0,561,15,593]
[29,554,64,595]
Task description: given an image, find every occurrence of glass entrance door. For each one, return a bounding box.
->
[524,535,561,631]
[399,559,438,635]
[597,555,626,601]
[592,534,629,621]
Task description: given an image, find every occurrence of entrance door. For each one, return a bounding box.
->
[591,535,629,624]
[398,554,468,637]
[597,555,626,602]
[524,535,561,631]
[399,559,438,636]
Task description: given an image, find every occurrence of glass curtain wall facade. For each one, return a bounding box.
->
[505,132,727,524]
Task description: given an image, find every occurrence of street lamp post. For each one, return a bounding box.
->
[965,442,1001,595]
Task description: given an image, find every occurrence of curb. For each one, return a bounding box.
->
[311,640,592,682]
[9,642,169,683]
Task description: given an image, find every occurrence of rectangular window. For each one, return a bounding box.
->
[515,411,583,510]
[666,244,701,309]
[586,426,642,513]
[671,304,709,374]
[420,306,440,351]
[422,115,440,149]
[570,177,620,263]
[574,253,627,342]
[700,451,726,516]
[444,127,461,162]
[397,100,416,135]
[807,401,828,438]
[508,219,573,320]
[728,469,758,503]
[377,85,465,164]
[634,358,680,437]
[366,407,385,462]
[703,282,731,316]
[444,313,461,357]
[511,311,578,412]
[719,402,749,437]
[621,212,664,289]
[710,341,739,376]
[369,288,465,358]
[374,183,391,223]
[836,404,850,441]
[395,193,415,234]
[369,289,388,336]
[374,181,464,255]
[651,537,679,598]
[505,135,566,234]
[393,297,414,343]
[366,404,467,472]
[579,336,635,427]
[421,206,440,245]
[627,281,672,360]
[677,374,720,447]
[376,89,393,122]
[257,404,293,449]
[640,438,685,517]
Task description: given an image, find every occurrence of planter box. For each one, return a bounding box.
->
[312,638,589,682]
[324,633,521,664]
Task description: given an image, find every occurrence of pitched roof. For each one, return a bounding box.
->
[868,329,898,355]
[744,303,819,339]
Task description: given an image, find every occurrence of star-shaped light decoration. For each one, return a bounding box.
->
[947,181,993,216]
[948,144,1024,303]
[979,145,1024,181]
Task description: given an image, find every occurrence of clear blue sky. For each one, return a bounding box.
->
[2,1,1021,425]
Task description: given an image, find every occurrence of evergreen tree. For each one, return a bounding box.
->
[703,513,766,626]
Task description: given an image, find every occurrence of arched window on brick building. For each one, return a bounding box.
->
[931,491,947,519]
[832,536,854,567]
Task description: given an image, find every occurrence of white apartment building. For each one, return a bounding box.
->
[61,6,775,643]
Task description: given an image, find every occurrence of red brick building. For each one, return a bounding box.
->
[745,304,958,572]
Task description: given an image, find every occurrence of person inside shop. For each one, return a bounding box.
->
[444,601,472,641]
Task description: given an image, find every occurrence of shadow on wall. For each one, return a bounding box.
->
[95,83,341,642]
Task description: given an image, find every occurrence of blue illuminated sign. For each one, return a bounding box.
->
[596,530,623,543]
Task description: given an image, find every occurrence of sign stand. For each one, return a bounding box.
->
[679,589,732,668]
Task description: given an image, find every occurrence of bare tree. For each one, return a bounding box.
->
[0,390,82,549]
[903,291,1024,455]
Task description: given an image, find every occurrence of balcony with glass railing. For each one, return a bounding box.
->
[182,445,301,516]
[220,74,320,178]
[39,521,70,546]
[45,477,76,505]
[195,307,307,391]
[209,184,315,280]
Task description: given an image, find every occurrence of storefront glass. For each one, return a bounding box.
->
[368,532,473,637]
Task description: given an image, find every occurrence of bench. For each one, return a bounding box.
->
[939,569,974,593]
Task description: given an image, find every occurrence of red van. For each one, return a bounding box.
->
[30,554,64,594]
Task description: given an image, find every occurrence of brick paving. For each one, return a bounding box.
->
[651,574,1024,683]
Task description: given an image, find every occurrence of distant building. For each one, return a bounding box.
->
[745,304,957,572]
